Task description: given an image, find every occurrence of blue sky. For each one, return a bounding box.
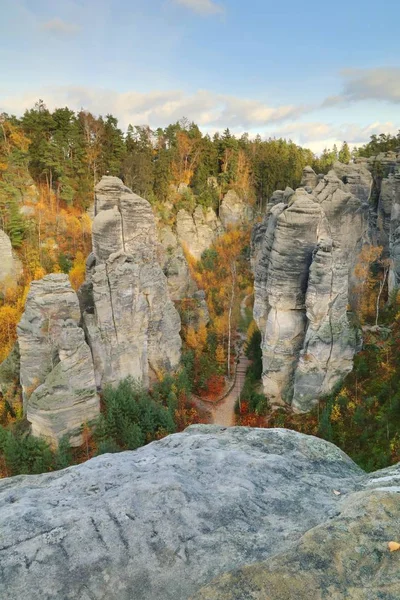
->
[1,0,400,151]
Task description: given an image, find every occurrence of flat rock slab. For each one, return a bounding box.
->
[0,426,369,600]
[193,476,400,600]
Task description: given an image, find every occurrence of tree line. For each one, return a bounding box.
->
[1,101,359,222]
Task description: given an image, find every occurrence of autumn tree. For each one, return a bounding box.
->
[354,245,390,324]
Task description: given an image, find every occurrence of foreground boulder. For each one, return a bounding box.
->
[194,478,400,600]
[2,426,398,600]
[80,177,181,388]
[17,274,99,446]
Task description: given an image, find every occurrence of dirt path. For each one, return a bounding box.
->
[192,293,253,427]
[210,350,251,426]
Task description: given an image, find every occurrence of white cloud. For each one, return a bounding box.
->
[40,17,80,35]
[0,86,310,130]
[172,0,224,16]
[2,85,398,154]
[269,121,400,153]
[323,67,400,106]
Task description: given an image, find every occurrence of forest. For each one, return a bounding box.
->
[1,99,400,476]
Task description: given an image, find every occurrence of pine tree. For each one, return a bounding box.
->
[339,141,351,164]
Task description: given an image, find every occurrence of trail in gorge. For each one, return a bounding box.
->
[210,350,251,426]
[210,294,252,427]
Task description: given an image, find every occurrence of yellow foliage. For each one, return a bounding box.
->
[330,404,341,423]
[69,251,86,291]
[197,323,208,349]
[216,344,225,364]
[0,305,19,362]
[353,244,385,323]
[185,326,198,352]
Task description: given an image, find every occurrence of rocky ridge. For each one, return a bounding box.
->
[0,426,398,600]
[172,189,252,261]
[362,152,400,292]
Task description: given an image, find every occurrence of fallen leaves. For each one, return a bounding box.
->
[388,541,400,552]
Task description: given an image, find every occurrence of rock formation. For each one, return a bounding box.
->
[365,154,400,293]
[253,164,371,411]
[176,205,222,260]
[158,224,198,301]
[17,274,99,446]
[1,426,399,600]
[219,190,254,229]
[0,229,22,291]
[80,176,181,388]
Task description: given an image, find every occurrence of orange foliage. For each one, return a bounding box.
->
[199,374,225,399]
[171,131,201,186]
[0,183,92,368]
[353,244,387,323]
[69,251,86,291]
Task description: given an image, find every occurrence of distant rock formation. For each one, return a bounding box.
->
[219,189,254,229]
[359,152,400,293]
[173,191,252,260]
[253,163,371,411]
[80,176,181,389]
[1,425,398,600]
[176,205,222,260]
[17,274,99,447]
[158,224,198,301]
[0,229,22,291]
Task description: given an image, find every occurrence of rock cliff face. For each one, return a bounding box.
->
[17,274,99,446]
[158,224,198,301]
[173,192,252,260]
[219,190,254,229]
[0,229,22,291]
[365,153,400,292]
[176,205,222,260]
[253,164,371,411]
[16,178,182,444]
[1,426,399,600]
[80,177,181,388]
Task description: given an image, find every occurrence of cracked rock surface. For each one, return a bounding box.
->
[1,425,387,600]
[17,274,99,446]
[252,164,370,411]
[81,176,181,388]
[176,205,222,260]
[0,229,22,291]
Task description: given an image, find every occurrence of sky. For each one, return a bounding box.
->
[1,0,400,152]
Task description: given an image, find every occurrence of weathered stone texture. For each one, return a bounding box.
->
[158,224,197,301]
[82,177,181,388]
[0,229,22,290]
[219,190,254,229]
[253,165,370,411]
[0,425,379,600]
[176,205,222,260]
[17,274,99,446]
